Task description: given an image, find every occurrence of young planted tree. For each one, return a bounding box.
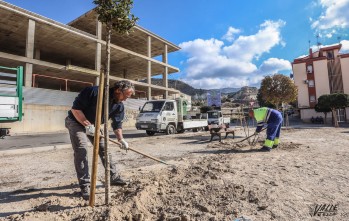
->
[318,93,349,127]
[258,74,298,109]
[92,0,138,206]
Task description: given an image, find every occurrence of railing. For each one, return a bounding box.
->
[32,74,93,91]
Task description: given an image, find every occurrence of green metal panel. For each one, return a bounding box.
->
[0,65,23,122]
[17,66,23,121]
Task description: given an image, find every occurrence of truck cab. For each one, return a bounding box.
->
[136,98,207,136]
[136,100,178,135]
[207,110,230,127]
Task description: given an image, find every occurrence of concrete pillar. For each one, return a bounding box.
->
[25,19,35,87]
[66,59,71,66]
[162,44,168,99]
[147,36,152,100]
[95,77,100,86]
[95,20,102,86]
[34,49,40,59]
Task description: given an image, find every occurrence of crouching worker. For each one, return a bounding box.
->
[65,80,135,200]
[249,107,283,152]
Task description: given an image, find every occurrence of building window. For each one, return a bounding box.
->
[309,95,316,102]
[327,51,334,59]
[308,80,315,87]
[307,64,313,73]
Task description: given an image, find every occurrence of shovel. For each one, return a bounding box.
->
[101,135,174,167]
[235,127,266,143]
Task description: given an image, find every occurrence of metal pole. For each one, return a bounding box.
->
[89,68,105,207]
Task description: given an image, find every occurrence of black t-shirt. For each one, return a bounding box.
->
[67,86,124,130]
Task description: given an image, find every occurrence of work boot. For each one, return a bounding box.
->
[259,146,271,152]
[110,175,128,186]
[272,145,278,149]
[81,186,90,200]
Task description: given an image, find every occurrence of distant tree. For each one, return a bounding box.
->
[200,106,214,113]
[256,90,275,108]
[258,74,298,109]
[221,97,231,103]
[314,103,331,124]
[318,93,349,127]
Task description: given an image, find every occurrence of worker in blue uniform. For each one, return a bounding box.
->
[249,107,283,151]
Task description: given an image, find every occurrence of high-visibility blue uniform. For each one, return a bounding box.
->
[253,107,283,148]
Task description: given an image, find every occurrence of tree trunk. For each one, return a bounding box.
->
[332,108,339,128]
[104,24,112,204]
[324,112,327,124]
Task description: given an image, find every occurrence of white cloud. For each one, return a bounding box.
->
[223,20,286,61]
[340,39,349,53]
[311,0,349,30]
[222,26,241,42]
[259,58,292,73]
[178,20,290,89]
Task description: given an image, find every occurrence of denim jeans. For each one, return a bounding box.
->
[65,116,118,188]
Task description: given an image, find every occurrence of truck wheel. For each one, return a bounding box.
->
[177,129,185,133]
[192,128,198,132]
[146,130,155,136]
[166,125,176,135]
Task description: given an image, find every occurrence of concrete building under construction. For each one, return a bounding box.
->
[0,1,183,133]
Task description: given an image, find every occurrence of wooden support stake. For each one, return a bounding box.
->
[89,69,105,207]
[104,27,112,205]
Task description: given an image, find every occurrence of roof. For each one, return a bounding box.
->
[292,43,349,64]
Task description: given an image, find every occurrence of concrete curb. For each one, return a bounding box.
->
[0,144,72,157]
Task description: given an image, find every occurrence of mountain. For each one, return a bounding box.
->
[147,79,240,96]
[227,86,258,100]
[145,79,258,104]
[148,79,208,96]
[220,87,240,94]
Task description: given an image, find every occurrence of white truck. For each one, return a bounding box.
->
[207,110,230,127]
[135,98,208,136]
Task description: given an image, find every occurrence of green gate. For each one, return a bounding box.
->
[0,66,23,122]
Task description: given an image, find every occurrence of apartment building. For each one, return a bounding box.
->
[292,43,349,122]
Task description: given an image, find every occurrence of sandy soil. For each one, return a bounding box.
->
[1,127,349,221]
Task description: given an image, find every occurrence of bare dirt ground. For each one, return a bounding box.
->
[1,126,349,221]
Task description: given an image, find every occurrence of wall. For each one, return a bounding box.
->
[0,104,139,134]
[313,59,331,98]
[0,87,143,134]
[293,63,309,108]
[341,57,349,94]
[300,108,332,123]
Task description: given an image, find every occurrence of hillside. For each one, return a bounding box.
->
[148,79,206,96]
[148,79,239,96]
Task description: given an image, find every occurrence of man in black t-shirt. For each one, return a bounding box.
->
[65,80,134,200]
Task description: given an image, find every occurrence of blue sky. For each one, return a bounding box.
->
[4,0,349,89]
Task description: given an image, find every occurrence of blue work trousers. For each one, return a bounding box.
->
[266,110,283,141]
